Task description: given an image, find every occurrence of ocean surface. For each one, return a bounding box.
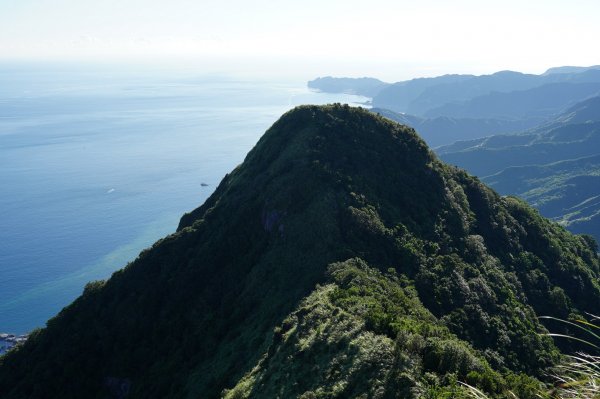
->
[0,62,368,335]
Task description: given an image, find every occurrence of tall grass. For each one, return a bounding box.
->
[541,314,600,398]
[551,352,600,398]
[464,314,600,398]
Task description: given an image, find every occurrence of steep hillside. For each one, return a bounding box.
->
[371,107,539,147]
[436,96,600,156]
[551,95,600,125]
[439,121,600,176]
[483,155,600,240]
[439,97,600,243]
[1,105,599,399]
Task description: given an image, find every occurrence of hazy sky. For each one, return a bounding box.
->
[1,0,599,80]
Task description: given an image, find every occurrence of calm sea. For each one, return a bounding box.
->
[0,62,368,335]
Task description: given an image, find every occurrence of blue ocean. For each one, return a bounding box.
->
[0,62,367,335]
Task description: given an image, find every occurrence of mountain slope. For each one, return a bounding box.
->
[551,95,600,125]
[370,74,475,113]
[436,96,600,156]
[371,107,540,147]
[372,68,600,116]
[483,155,600,240]
[438,97,600,243]
[1,105,599,399]
[424,82,600,119]
[224,259,522,398]
[439,121,600,176]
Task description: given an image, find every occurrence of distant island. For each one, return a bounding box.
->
[307,76,389,98]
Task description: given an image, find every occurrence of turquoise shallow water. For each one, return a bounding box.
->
[0,63,368,334]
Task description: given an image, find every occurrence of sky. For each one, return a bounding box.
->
[1,0,599,80]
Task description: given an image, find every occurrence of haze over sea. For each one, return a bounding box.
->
[0,62,367,335]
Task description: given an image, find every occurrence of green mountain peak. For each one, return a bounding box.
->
[1,105,599,398]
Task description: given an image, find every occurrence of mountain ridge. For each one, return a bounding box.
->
[371,107,540,147]
[1,105,599,398]
[424,81,600,120]
[308,67,600,119]
[438,97,600,243]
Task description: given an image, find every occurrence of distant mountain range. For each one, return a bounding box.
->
[308,66,600,118]
[378,69,600,116]
[438,96,600,242]
[485,155,600,239]
[543,65,600,75]
[423,81,600,120]
[309,66,600,150]
[310,68,600,243]
[371,107,541,147]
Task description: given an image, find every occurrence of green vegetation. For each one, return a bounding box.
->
[0,105,599,398]
[463,314,600,398]
[438,98,600,243]
[224,259,544,399]
[439,122,600,177]
[485,155,600,240]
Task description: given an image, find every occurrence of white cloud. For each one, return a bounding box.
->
[0,0,599,79]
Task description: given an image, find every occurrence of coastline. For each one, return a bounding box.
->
[0,333,28,356]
